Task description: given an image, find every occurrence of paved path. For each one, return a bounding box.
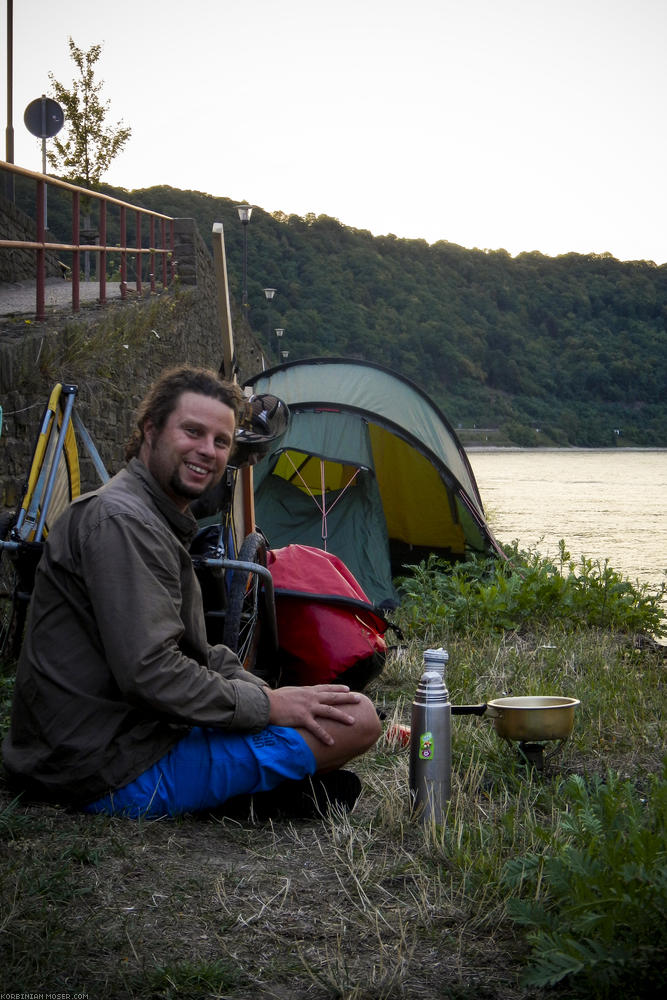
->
[0,278,123,316]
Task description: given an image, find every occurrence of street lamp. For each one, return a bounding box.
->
[5,0,14,201]
[264,288,277,360]
[236,204,253,310]
[274,327,284,363]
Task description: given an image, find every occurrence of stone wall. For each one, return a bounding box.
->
[0,217,266,511]
[0,194,62,283]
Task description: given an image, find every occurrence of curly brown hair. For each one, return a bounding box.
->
[125,366,245,461]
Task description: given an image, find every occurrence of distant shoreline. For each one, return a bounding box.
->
[465,446,667,453]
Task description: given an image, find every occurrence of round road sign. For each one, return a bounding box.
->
[24,96,65,139]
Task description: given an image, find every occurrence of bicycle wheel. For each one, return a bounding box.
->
[223,532,267,670]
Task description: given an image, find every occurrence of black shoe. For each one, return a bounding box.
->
[222,770,362,821]
[298,769,362,819]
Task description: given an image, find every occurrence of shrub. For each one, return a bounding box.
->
[395,540,666,638]
[502,764,667,997]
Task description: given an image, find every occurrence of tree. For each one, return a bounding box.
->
[47,38,131,190]
[47,38,131,278]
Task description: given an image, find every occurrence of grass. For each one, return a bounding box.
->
[0,546,665,999]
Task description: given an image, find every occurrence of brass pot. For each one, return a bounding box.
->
[452,696,580,743]
[485,696,580,742]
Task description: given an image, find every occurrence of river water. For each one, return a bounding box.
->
[468,449,666,601]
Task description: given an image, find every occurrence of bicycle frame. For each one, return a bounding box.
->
[190,465,279,670]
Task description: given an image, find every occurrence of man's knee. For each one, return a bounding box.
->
[304,692,382,771]
[352,693,383,752]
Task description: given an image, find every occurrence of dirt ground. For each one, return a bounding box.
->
[0,761,542,1000]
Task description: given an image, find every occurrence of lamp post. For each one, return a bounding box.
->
[274,327,284,363]
[236,204,253,311]
[5,0,14,201]
[264,288,276,362]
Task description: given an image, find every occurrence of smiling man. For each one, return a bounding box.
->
[3,366,381,819]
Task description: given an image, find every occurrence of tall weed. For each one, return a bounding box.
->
[502,763,667,997]
[396,541,666,638]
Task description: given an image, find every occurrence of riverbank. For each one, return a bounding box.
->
[1,608,665,997]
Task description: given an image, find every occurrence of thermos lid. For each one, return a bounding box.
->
[423,647,448,663]
[414,670,450,704]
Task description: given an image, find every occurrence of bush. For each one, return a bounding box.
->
[396,540,666,638]
[502,764,667,997]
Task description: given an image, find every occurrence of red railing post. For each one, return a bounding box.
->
[161,219,167,287]
[135,211,142,293]
[99,200,107,304]
[35,178,46,321]
[119,205,127,299]
[150,215,156,293]
[72,189,80,312]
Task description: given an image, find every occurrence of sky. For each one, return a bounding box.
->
[3,0,667,264]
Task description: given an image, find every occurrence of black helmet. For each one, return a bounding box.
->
[234,393,290,465]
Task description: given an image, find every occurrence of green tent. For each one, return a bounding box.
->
[245,358,503,608]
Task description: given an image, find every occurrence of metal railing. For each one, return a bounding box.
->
[0,161,175,321]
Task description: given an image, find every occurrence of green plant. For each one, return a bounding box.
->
[0,794,35,840]
[395,542,666,639]
[0,674,13,738]
[124,958,243,999]
[502,764,667,997]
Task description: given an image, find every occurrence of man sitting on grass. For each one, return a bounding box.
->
[3,365,381,818]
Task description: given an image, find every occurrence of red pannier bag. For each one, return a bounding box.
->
[266,544,390,691]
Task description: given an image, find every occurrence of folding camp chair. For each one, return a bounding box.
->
[0,383,110,661]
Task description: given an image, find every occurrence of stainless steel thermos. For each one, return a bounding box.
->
[409,648,452,823]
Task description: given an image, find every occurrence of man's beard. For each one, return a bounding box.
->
[168,468,217,502]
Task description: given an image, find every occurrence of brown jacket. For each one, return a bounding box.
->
[2,459,270,804]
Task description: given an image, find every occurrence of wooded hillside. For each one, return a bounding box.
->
[36,181,667,447]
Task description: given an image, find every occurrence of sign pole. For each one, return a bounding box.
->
[24,94,65,236]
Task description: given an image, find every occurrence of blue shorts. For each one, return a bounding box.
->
[83,725,317,819]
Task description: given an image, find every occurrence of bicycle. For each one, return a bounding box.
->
[189,467,276,675]
[190,392,290,678]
